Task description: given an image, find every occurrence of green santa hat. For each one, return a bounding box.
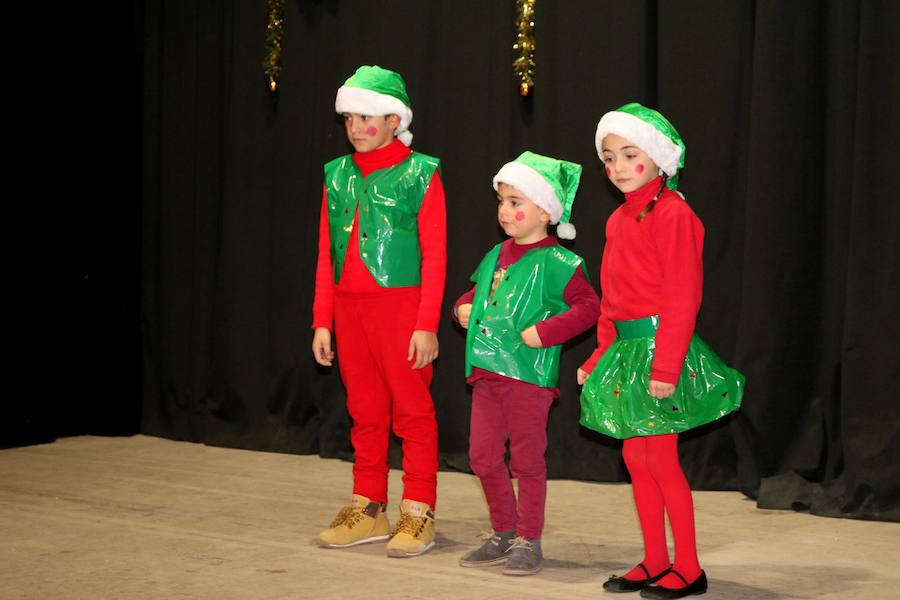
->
[335,65,414,146]
[595,102,685,190]
[492,151,583,240]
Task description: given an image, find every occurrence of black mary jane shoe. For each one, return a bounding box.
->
[639,569,708,599]
[602,563,671,593]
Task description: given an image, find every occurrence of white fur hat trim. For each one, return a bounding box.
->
[595,111,682,177]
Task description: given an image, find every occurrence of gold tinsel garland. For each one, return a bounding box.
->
[264,0,285,93]
[513,0,536,96]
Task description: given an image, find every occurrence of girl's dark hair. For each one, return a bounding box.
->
[636,175,668,222]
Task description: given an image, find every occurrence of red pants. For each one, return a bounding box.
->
[468,377,554,539]
[334,288,438,509]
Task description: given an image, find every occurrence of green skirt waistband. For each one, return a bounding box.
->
[614,315,659,339]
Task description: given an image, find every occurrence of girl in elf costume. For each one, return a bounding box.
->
[454,151,600,576]
[312,66,445,558]
[579,103,744,598]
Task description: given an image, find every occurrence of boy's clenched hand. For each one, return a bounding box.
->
[408,330,439,369]
[457,303,472,328]
[520,325,543,348]
[312,327,334,366]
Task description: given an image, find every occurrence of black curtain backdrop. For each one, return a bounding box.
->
[137,0,900,521]
[1,3,144,449]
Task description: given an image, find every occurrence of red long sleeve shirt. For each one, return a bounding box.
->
[581,177,704,384]
[454,236,601,395]
[312,140,447,332]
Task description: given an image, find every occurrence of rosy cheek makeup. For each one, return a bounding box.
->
[365,126,378,136]
[635,164,645,174]
[606,166,612,177]
[515,211,526,222]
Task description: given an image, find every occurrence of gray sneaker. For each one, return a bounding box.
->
[502,536,543,576]
[458,530,515,567]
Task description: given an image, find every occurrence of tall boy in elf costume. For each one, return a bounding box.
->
[311,66,446,558]
[453,152,600,575]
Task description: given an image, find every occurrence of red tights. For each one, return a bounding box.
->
[621,434,701,589]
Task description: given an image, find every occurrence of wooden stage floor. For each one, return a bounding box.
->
[2,436,898,599]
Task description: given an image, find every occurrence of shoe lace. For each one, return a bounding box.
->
[506,536,533,553]
[392,513,428,538]
[344,511,366,529]
[328,505,356,528]
[477,531,496,543]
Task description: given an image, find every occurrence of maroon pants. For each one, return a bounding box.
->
[334,288,438,509]
[468,377,555,539]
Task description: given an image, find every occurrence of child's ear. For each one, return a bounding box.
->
[386,114,401,131]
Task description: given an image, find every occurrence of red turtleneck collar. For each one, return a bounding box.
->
[623,175,667,215]
[352,139,411,177]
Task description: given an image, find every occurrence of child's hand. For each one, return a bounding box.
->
[457,304,473,328]
[520,325,542,348]
[649,379,676,399]
[408,330,439,369]
[577,368,589,385]
[312,327,335,366]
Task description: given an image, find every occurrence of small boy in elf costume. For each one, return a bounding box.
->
[453,152,600,575]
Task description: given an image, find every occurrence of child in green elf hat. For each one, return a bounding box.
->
[312,65,446,558]
[452,151,600,576]
[579,102,744,598]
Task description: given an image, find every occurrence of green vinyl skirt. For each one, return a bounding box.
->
[579,315,744,439]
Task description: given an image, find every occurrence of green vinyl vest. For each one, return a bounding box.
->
[324,152,440,286]
[465,242,587,387]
